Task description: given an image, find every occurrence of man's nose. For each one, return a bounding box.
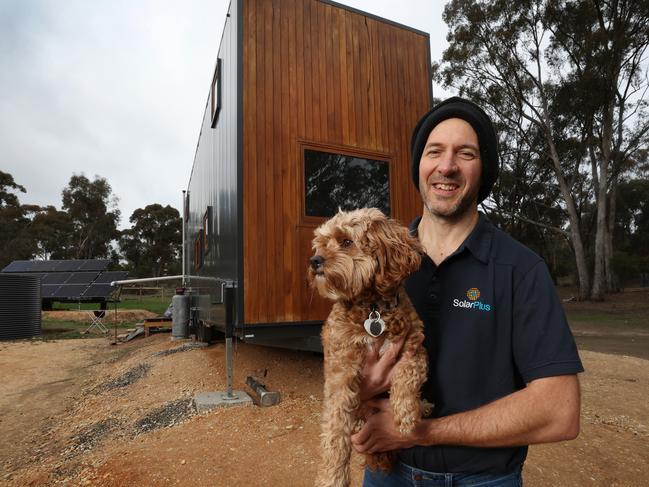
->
[310,255,324,270]
[436,151,458,175]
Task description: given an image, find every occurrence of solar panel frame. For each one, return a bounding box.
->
[79,260,110,271]
[94,271,129,284]
[1,261,34,272]
[53,284,90,299]
[41,285,61,298]
[29,261,60,272]
[66,272,99,284]
[83,283,115,299]
[54,260,85,272]
[42,272,73,284]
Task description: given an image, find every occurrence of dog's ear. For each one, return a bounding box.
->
[366,217,422,296]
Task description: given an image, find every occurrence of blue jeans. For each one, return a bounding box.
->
[363,462,523,487]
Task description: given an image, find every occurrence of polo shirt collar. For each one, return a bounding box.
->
[408,212,494,264]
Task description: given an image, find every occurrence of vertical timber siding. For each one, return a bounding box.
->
[243,0,431,324]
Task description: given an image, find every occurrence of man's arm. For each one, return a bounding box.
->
[352,374,581,453]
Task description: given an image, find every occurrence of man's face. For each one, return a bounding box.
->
[418,117,482,219]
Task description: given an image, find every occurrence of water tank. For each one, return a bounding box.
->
[171,294,190,340]
[0,274,42,340]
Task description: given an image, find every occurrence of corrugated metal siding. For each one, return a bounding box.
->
[186,0,240,324]
[0,274,42,340]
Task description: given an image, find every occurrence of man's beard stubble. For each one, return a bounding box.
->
[419,178,479,222]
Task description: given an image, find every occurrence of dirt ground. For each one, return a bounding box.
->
[1,291,648,487]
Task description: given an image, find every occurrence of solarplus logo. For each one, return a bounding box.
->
[452,287,492,312]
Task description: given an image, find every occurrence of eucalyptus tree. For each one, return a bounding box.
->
[439,0,649,299]
[61,174,121,260]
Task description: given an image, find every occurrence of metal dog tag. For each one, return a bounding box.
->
[363,310,386,337]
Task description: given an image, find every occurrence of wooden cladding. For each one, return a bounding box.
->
[242,0,431,324]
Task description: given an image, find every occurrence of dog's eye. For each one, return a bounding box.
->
[340,239,353,248]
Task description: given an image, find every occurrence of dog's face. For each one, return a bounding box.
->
[308,208,422,301]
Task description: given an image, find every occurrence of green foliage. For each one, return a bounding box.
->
[119,203,181,278]
[62,174,121,259]
[0,171,35,269]
[0,170,26,207]
[615,178,649,254]
[439,0,649,297]
[611,251,649,284]
[29,206,74,259]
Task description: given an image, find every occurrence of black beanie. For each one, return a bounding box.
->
[410,96,499,203]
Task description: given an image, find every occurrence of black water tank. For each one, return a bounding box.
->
[0,274,42,340]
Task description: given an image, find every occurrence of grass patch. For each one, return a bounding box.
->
[565,309,649,330]
[52,295,170,315]
[38,319,137,340]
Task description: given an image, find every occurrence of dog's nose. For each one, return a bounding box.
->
[310,255,324,270]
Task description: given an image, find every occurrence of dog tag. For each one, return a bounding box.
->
[364,316,386,337]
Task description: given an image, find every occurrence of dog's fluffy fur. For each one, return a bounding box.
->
[308,208,428,487]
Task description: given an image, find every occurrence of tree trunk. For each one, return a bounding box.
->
[592,104,615,301]
[546,138,590,300]
[605,184,619,292]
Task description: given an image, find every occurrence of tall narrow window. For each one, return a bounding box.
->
[203,206,212,255]
[194,230,203,271]
[304,148,391,218]
[210,58,222,128]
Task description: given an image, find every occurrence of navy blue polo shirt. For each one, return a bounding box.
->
[398,213,583,474]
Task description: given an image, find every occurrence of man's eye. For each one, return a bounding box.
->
[340,239,353,248]
[459,151,477,160]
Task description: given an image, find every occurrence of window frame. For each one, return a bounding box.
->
[298,141,393,226]
[210,58,222,128]
[203,206,212,255]
[193,230,203,271]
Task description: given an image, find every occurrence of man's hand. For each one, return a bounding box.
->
[358,331,425,401]
[352,398,426,453]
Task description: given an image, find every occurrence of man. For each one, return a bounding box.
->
[351,97,584,486]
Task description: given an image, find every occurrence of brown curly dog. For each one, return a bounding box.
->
[308,208,429,487]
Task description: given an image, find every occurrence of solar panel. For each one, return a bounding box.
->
[53,284,89,299]
[1,261,33,272]
[83,284,115,299]
[41,285,61,298]
[79,260,110,271]
[29,260,60,272]
[54,260,85,272]
[42,272,73,284]
[3,260,126,302]
[94,271,129,284]
[66,272,99,284]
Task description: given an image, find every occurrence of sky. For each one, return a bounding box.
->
[0,0,450,229]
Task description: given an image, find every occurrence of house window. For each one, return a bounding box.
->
[210,58,222,128]
[304,148,391,218]
[203,206,212,255]
[193,230,203,271]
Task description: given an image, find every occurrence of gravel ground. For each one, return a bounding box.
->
[133,398,196,435]
[68,419,123,457]
[94,363,151,393]
[153,342,208,358]
[2,325,649,486]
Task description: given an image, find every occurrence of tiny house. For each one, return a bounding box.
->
[185,0,432,350]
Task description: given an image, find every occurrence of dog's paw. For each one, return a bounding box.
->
[395,415,417,435]
[422,400,434,418]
